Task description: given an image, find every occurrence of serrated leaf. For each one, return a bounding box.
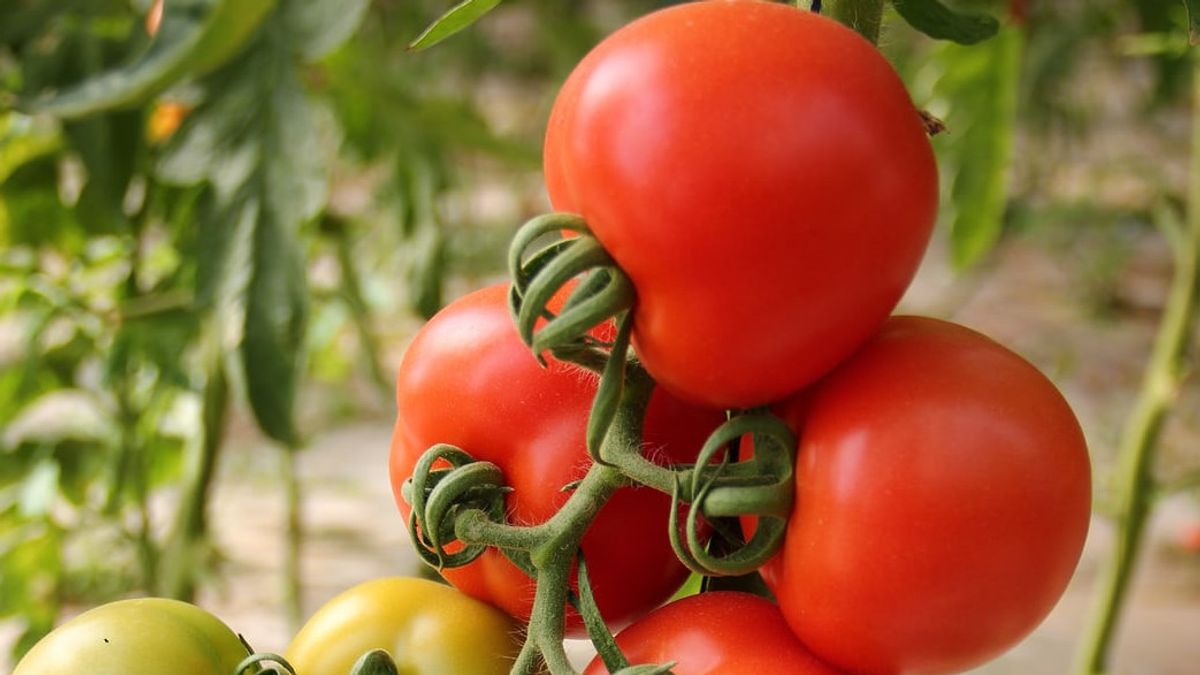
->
[934,27,1023,268]
[241,206,308,447]
[281,0,370,61]
[409,0,502,51]
[892,0,1000,45]
[25,0,277,119]
[1186,0,1200,44]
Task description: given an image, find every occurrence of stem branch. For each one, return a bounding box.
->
[1072,56,1200,675]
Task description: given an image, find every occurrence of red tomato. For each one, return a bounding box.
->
[388,283,721,635]
[584,592,844,675]
[544,0,937,409]
[755,316,1092,674]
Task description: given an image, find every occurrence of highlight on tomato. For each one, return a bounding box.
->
[544,0,938,409]
[13,597,248,675]
[755,316,1092,674]
[388,283,723,634]
[285,577,521,675]
[584,591,845,675]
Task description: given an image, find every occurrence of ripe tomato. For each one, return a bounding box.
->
[544,0,938,409]
[13,598,247,675]
[755,316,1092,674]
[584,591,844,675]
[285,577,521,675]
[388,283,721,634]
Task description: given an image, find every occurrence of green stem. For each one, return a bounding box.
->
[1072,56,1200,675]
[159,332,228,599]
[827,0,885,44]
[282,445,304,632]
[333,224,392,402]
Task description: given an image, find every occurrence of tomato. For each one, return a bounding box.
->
[388,283,721,634]
[543,0,938,409]
[584,591,844,675]
[13,598,247,675]
[285,577,520,675]
[754,316,1091,674]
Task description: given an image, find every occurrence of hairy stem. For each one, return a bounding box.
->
[1072,57,1200,675]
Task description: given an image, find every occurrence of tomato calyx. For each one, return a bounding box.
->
[234,651,297,675]
[509,212,639,461]
[669,412,795,577]
[508,213,635,365]
[350,649,401,675]
[403,444,513,569]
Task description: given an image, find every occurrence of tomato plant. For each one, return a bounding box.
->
[543,0,938,409]
[388,283,722,634]
[12,598,247,675]
[584,591,843,675]
[285,577,521,675]
[753,316,1092,674]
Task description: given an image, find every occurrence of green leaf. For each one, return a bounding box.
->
[892,0,1000,45]
[152,3,337,446]
[63,109,142,233]
[25,0,278,119]
[932,26,1023,268]
[409,0,502,52]
[281,0,370,61]
[1186,0,1200,44]
[241,204,308,447]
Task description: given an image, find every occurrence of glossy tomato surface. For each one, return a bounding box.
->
[13,598,247,675]
[757,316,1092,674]
[584,591,844,675]
[285,577,520,675]
[388,283,721,634]
[544,0,938,409]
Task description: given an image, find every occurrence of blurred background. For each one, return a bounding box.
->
[1,0,1199,673]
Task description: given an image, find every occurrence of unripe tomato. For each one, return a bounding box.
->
[13,598,247,675]
[544,0,937,409]
[757,316,1092,674]
[285,578,520,675]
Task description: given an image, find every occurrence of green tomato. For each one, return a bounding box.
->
[285,577,521,675]
[13,598,247,675]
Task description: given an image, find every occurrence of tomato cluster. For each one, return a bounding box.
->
[388,2,1091,674]
[16,3,1090,675]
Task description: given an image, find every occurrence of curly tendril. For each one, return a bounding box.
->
[507,212,642,463]
[669,412,796,577]
[402,444,510,570]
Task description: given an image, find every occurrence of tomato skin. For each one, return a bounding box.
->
[584,592,844,675]
[12,598,246,675]
[285,577,520,675]
[388,283,721,635]
[544,0,938,409]
[758,316,1092,675]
